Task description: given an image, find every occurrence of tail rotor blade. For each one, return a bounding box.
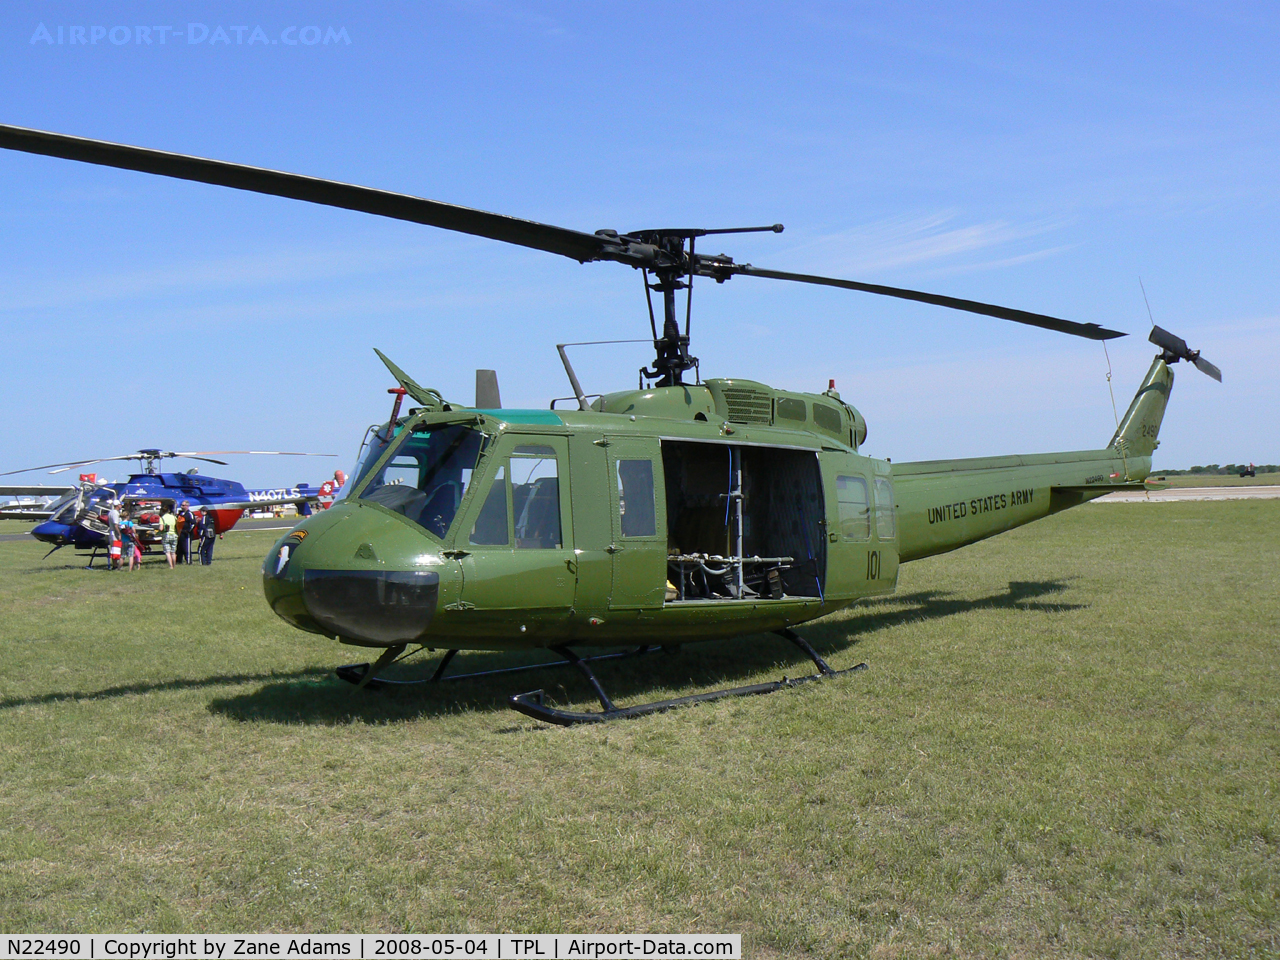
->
[1149,324,1222,382]
[1193,356,1223,383]
[1148,324,1190,356]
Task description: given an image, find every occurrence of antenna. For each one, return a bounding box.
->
[555,340,651,410]
[1139,277,1156,327]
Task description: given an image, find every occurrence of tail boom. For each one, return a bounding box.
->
[892,448,1143,563]
[891,357,1174,563]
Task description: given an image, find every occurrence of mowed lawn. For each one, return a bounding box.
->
[0,502,1276,958]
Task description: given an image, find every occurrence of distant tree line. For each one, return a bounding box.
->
[1155,464,1278,476]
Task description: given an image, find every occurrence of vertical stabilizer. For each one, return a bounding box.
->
[1110,357,1174,460]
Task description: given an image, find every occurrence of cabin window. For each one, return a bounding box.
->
[469,465,509,546]
[813,402,843,434]
[776,397,807,422]
[874,476,895,540]
[836,475,870,540]
[512,445,561,549]
[617,459,656,537]
[358,424,482,538]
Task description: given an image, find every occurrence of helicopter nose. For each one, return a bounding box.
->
[31,520,72,544]
[262,505,442,646]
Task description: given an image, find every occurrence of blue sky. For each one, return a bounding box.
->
[2,1,1276,486]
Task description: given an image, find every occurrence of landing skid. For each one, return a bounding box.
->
[335,629,865,726]
[509,629,866,726]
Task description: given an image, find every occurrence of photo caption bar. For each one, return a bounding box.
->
[0,936,741,960]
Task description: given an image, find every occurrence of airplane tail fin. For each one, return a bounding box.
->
[1109,357,1174,461]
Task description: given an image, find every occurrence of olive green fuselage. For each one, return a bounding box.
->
[263,362,1171,652]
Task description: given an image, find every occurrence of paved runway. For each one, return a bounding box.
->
[1095,485,1280,503]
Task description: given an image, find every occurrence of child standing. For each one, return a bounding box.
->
[120,508,142,572]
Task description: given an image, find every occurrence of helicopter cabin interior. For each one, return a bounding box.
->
[658,440,827,602]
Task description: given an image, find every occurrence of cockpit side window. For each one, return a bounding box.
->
[358,424,483,538]
[465,444,564,549]
[469,464,509,546]
[511,445,561,549]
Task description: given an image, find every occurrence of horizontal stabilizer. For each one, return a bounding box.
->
[1050,483,1147,494]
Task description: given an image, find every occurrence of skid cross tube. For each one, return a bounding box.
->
[508,629,867,726]
[335,645,662,690]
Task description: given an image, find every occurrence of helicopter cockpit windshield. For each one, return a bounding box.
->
[48,490,84,524]
[357,423,483,538]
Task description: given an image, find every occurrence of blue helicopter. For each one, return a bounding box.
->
[0,449,339,561]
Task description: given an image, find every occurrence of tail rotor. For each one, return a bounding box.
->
[1149,325,1222,382]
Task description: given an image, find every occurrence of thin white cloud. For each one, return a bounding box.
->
[920,243,1081,278]
[0,242,439,313]
[773,212,1071,279]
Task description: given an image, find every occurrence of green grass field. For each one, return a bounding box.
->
[1,502,1277,958]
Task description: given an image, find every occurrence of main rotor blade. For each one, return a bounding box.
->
[729,265,1126,340]
[0,458,111,477]
[5,455,150,476]
[168,451,337,457]
[0,124,610,263]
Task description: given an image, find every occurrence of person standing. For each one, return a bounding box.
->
[158,504,178,570]
[176,500,195,565]
[121,507,142,572]
[106,499,122,570]
[199,508,218,565]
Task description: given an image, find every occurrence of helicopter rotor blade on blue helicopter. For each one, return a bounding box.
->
[1,451,336,477]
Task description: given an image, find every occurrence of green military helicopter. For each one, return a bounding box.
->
[0,124,1222,724]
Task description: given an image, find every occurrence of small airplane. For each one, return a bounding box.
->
[0,449,339,560]
[0,484,76,520]
[0,123,1223,724]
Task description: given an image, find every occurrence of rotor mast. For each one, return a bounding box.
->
[634,225,784,387]
[642,243,697,388]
